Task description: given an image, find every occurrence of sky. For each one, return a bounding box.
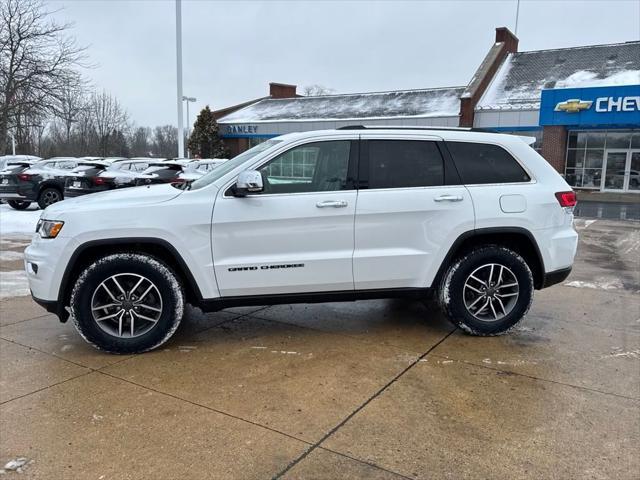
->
[45,0,640,127]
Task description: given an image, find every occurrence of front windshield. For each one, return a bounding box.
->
[190,139,282,190]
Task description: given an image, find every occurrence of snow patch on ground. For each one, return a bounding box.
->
[564,278,624,291]
[2,457,32,473]
[0,270,30,299]
[602,348,640,360]
[573,219,597,230]
[0,250,23,262]
[0,204,40,236]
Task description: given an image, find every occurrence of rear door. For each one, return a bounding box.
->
[353,134,474,290]
[212,137,358,297]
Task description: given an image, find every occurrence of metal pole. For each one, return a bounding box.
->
[10,133,16,155]
[175,0,184,159]
[514,0,521,35]
[185,100,190,158]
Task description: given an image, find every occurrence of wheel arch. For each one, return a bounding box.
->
[37,181,64,196]
[434,227,545,290]
[57,238,203,321]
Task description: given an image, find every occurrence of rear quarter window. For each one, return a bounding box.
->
[446,142,530,184]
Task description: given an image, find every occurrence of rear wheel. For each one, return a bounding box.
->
[70,253,185,353]
[7,200,31,210]
[37,187,62,209]
[439,245,534,335]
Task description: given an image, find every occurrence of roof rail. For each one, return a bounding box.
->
[336,125,477,132]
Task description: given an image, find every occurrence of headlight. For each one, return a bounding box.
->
[37,219,64,238]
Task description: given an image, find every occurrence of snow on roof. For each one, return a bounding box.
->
[477,41,640,110]
[218,87,464,123]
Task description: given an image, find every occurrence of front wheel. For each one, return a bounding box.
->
[70,253,185,353]
[439,245,534,336]
[37,187,62,209]
[7,200,31,210]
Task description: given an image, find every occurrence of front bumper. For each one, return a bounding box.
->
[24,235,78,317]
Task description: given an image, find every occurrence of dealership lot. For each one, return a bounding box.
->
[0,217,638,478]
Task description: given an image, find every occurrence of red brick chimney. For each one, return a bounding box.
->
[269,82,297,99]
[459,27,519,127]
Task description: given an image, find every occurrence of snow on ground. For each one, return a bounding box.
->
[0,204,41,236]
[0,270,29,299]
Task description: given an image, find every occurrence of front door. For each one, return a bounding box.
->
[212,139,358,297]
[602,149,640,192]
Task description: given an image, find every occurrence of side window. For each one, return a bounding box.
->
[258,141,351,194]
[365,140,444,189]
[131,163,148,172]
[446,142,531,184]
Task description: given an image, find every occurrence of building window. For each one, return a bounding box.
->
[565,130,636,190]
[248,137,268,149]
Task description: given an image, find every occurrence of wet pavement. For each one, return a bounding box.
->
[0,219,638,479]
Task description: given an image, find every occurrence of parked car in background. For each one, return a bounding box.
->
[178,158,228,182]
[95,158,157,189]
[64,159,114,198]
[0,155,41,172]
[0,157,78,209]
[135,160,188,186]
[0,157,41,209]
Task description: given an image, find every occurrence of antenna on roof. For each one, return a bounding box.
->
[514,0,521,35]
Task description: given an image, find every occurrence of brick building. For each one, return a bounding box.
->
[214,27,640,193]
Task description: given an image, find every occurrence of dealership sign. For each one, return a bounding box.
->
[540,84,640,126]
[220,124,262,137]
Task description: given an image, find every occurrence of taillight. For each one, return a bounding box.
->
[555,191,577,208]
[93,177,109,185]
[17,173,32,181]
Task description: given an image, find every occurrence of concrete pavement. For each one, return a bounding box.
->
[0,219,638,479]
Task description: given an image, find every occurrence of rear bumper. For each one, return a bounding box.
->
[0,192,29,200]
[541,267,572,289]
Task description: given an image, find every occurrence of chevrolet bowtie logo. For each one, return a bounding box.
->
[554,99,593,113]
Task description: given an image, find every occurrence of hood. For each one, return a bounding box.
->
[44,184,184,217]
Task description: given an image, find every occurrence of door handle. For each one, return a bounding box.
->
[316,200,348,208]
[434,195,463,202]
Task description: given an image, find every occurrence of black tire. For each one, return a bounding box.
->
[70,253,185,354]
[37,187,63,209]
[438,245,533,336]
[7,200,31,210]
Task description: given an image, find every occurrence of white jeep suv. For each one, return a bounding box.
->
[25,127,578,353]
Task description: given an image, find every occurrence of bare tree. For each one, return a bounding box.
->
[0,0,87,154]
[88,90,128,156]
[51,74,88,145]
[302,84,335,96]
[153,125,178,158]
[129,126,152,157]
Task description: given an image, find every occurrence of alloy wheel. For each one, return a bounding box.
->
[90,273,163,338]
[463,263,519,322]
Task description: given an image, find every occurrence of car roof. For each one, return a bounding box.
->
[274,127,534,146]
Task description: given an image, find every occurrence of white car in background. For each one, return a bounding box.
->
[178,158,228,181]
[96,158,159,188]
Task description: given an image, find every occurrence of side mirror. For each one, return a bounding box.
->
[234,170,263,196]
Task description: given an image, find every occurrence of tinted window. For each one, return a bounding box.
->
[447,142,530,184]
[366,140,444,189]
[258,141,351,194]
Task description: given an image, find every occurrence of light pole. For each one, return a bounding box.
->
[175,0,184,159]
[182,96,196,158]
[9,132,16,156]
